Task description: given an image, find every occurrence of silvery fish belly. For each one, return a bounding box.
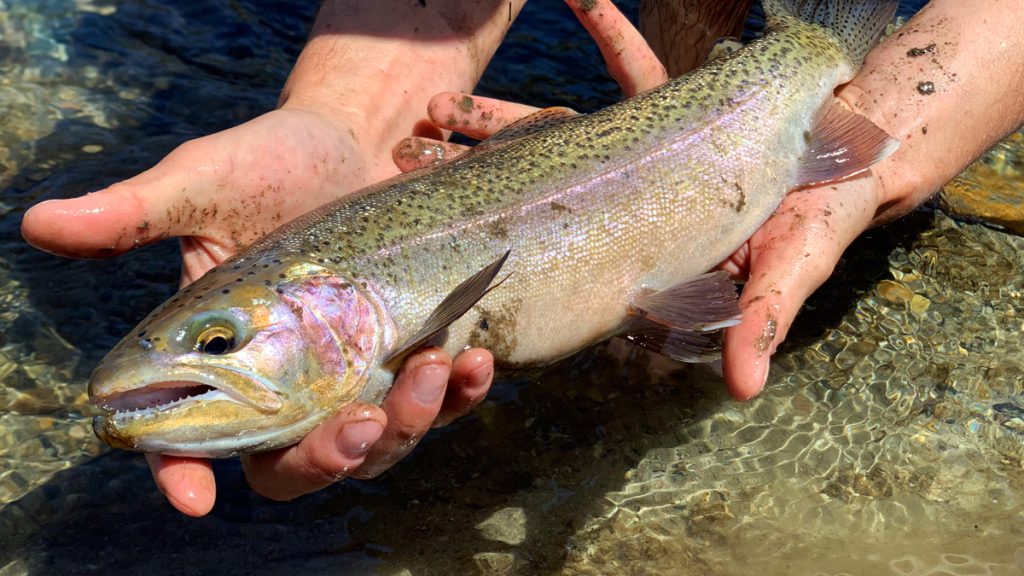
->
[89,0,900,457]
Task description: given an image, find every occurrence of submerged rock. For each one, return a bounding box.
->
[940,130,1024,235]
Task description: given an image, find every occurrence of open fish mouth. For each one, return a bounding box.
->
[97,381,229,415]
[89,363,322,457]
[89,361,285,418]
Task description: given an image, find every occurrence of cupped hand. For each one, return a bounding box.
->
[22,104,493,516]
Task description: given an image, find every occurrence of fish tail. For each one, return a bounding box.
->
[762,0,899,64]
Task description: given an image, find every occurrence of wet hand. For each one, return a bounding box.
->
[21,107,394,278]
[22,104,493,516]
[148,347,493,513]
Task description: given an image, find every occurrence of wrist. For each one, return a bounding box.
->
[277,1,525,159]
[837,0,1024,226]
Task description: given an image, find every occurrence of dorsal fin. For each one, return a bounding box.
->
[705,37,743,64]
[794,100,899,189]
[476,107,579,151]
[382,251,511,366]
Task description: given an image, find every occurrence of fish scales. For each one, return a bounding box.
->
[89,0,899,456]
[258,22,852,366]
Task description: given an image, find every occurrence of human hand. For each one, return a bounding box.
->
[392,0,1024,401]
[22,83,492,519]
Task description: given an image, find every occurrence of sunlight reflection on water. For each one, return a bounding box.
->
[1,1,1021,575]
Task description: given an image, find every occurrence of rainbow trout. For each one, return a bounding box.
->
[90,0,899,456]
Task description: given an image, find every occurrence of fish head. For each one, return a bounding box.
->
[89,259,387,457]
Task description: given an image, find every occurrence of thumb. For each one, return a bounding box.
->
[21,136,232,259]
[722,181,877,400]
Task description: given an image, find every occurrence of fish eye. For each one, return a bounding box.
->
[196,326,236,355]
[185,311,247,355]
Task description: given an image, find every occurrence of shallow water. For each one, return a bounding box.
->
[3,1,1021,575]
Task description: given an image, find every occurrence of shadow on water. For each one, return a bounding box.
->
[0,0,645,571]
[5,0,990,574]
[0,349,732,575]
[782,209,937,351]
[0,213,943,574]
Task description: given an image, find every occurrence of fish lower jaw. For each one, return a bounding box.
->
[116,409,329,458]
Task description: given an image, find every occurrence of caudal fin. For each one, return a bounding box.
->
[762,0,898,64]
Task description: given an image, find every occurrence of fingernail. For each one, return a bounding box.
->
[411,364,446,405]
[338,420,383,459]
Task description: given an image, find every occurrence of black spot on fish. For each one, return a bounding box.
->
[222,289,231,294]
[487,219,510,240]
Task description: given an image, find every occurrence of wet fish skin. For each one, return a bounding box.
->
[89,0,898,457]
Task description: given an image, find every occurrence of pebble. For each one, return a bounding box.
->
[476,507,527,545]
[939,131,1024,234]
[910,295,931,317]
[877,280,914,303]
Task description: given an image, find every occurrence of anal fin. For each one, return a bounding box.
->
[622,271,741,363]
[795,100,899,189]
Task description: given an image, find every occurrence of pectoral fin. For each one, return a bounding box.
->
[795,100,899,189]
[622,271,741,363]
[382,251,512,366]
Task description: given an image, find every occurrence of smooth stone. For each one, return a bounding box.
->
[939,132,1024,235]
[476,507,527,545]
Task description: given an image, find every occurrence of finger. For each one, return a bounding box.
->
[722,178,878,400]
[564,0,668,96]
[351,348,452,479]
[426,92,540,140]
[179,236,230,287]
[392,136,472,172]
[240,404,387,501]
[21,136,232,259]
[145,453,217,517]
[434,348,494,428]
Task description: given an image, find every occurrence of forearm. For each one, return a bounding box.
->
[280,0,528,157]
[837,0,1024,223]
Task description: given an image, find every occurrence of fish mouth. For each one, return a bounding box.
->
[90,361,285,418]
[97,381,226,413]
